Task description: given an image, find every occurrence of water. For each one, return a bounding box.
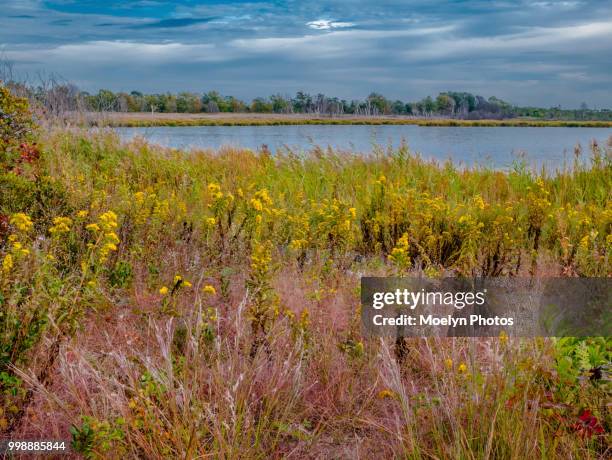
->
[116,125,611,169]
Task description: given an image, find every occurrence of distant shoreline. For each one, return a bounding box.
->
[79,112,612,128]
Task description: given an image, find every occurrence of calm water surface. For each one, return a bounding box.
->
[116,125,611,169]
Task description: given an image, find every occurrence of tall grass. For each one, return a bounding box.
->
[1,127,610,458]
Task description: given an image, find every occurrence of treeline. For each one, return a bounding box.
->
[4,79,612,121]
[80,89,612,121]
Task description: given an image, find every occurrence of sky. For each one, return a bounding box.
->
[1,0,611,108]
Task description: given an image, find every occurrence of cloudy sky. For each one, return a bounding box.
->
[1,0,611,107]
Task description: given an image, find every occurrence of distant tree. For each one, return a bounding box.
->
[251,97,272,113]
[270,94,291,113]
[366,92,391,115]
[435,94,455,115]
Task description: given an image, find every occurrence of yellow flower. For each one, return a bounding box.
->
[348,207,357,219]
[99,211,118,231]
[183,280,192,288]
[173,275,183,285]
[254,189,273,206]
[49,216,72,235]
[458,363,468,374]
[159,286,169,296]
[203,285,216,295]
[77,210,89,218]
[207,183,221,194]
[444,358,453,370]
[105,232,120,244]
[205,217,216,226]
[2,254,14,273]
[255,214,262,224]
[499,331,508,345]
[579,234,590,249]
[250,198,263,212]
[86,223,100,232]
[473,195,486,210]
[9,213,33,232]
[377,389,396,399]
[133,192,145,204]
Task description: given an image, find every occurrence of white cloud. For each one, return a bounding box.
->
[230,25,455,57]
[403,21,612,60]
[307,20,355,30]
[4,40,230,64]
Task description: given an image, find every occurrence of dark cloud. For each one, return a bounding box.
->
[0,0,610,107]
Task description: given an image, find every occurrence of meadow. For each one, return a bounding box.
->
[84,112,612,128]
[1,86,611,458]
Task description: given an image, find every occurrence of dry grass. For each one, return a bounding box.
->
[1,127,610,459]
[77,112,612,128]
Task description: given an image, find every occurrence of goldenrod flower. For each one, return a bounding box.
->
[49,216,72,235]
[105,232,120,244]
[77,210,89,218]
[250,198,263,212]
[377,389,396,399]
[10,213,33,232]
[2,254,14,273]
[473,195,486,210]
[86,223,100,232]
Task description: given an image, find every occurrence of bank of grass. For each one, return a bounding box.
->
[85,112,612,128]
[1,124,611,458]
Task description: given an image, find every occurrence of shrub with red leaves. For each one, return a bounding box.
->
[19,142,40,164]
[0,213,8,239]
[571,410,605,438]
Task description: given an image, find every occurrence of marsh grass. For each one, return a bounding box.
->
[1,125,610,458]
[83,113,612,128]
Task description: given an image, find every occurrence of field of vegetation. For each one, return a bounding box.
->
[86,112,612,128]
[1,85,611,458]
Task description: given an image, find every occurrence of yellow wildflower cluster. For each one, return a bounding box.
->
[310,198,356,250]
[49,216,72,236]
[250,189,273,218]
[173,274,192,288]
[9,213,33,232]
[2,215,35,275]
[388,232,411,271]
[208,182,223,200]
[2,254,13,273]
[250,240,272,274]
[86,211,120,263]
